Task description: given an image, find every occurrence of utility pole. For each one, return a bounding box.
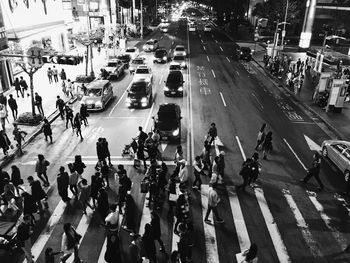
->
[271,17,279,58]
[140,0,143,39]
[281,0,289,50]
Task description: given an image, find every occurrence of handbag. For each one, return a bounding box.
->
[140,180,149,193]
[169,193,178,202]
[133,158,141,168]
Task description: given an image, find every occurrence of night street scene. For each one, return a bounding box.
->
[2,0,350,262]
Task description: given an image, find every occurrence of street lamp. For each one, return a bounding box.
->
[281,0,289,50]
[271,21,290,58]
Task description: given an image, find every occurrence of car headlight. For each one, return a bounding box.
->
[163,56,167,60]
[181,62,186,67]
[150,45,154,49]
[240,51,243,54]
[95,101,102,107]
[178,86,183,91]
[172,128,179,136]
[141,97,148,103]
[164,86,169,91]
[143,45,146,49]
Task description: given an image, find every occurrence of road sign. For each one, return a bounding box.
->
[26,46,44,68]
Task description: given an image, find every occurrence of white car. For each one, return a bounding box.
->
[204,24,212,32]
[104,59,125,79]
[169,62,181,71]
[172,55,187,69]
[321,140,350,178]
[129,57,146,73]
[125,47,139,60]
[143,39,159,52]
[173,45,186,57]
[133,65,153,83]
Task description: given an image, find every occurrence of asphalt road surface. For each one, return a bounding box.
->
[6,18,350,263]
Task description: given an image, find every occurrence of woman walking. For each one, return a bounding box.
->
[97,187,109,221]
[21,192,37,226]
[42,118,53,143]
[60,223,82,263]
[262,131,273,160]
[35,154,50,186]
[255,123,266,150]
[79,104,89,126]
[104,233,121,263]
[11,165,23,196]
[68,163,80,197]
[73,113,83,140]
[90,172,104,207]
[142,223,157,263]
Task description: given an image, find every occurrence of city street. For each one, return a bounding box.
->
[4,16,350,263]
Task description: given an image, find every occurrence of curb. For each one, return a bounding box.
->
[251,56,345,140]
[0,97,78,168]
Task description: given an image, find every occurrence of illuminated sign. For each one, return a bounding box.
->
[0,4,8,51]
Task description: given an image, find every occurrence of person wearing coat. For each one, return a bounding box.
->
[14,77,24,98]
[141,223,157,263]
[104,232,121,263]
[124,194,136,232]
[73,113,83,139]
[174,192,189,235]
[17,215,34,263]
[78,179,93,214]
[167,174,177,215]
[60,223,82,263]
[11,165,23,196]
[150,211,165,252]
[57,166,70,202]
[42,118,53,143]
[0,130,11,155]
[262,131,273,160]
[21,192,37,226]
[79,104,89,126]
[90,172,104,207]
[27,176,47,213]
[95,138,106,170]
[35,154,50,186]
[73,155,86,176]
[97,187,109,221]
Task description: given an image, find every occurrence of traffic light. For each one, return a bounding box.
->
[42,55,82,65]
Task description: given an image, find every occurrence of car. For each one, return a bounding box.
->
[173,45,186,57]
[172,55,187,69]
[164,70,184,96]
[239,47,252,61]
[143,39,159,52]
[169,62,181,71]
[125,80,153,108]
[189,25,196,32]
[81,80,114,111]
[104,59,125,79]
[161,25,169,33]
[129,57,146,73]
[153,49,168,63]
[321,140,350,178]
[117,54,131,67]
[153,103,182,142]
[133,65,153,82]
[201,16,209,21]
[204,24,212,32]
[124,47,139,60]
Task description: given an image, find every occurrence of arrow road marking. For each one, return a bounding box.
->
[304,135,321,152]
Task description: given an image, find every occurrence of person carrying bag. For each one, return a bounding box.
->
[60,223,83,263]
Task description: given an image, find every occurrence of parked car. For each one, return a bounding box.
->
[125,47,139,60]
[321,140,350,178]
[81,80,114,111]
[164,70,184,96]
[153,103,182,142]
[117,54,131,68]
[104,59,125,79]
[169,62,181,71]
[153,48,169,63]
[143,39,159,52]
[204,24,212,32]
[172,55,187,69]
[239,46,252,61]
[125,80,153,108]
[173,45,187,57]
[133,65,153,82]
[129,57,146,73]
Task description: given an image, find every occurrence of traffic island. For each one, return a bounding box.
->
[15,112,44,126]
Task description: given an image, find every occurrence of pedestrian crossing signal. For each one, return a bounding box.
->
[42,55,82,65]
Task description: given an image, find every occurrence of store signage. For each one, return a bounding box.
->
[0,3,8,51]
[8,0,49,14]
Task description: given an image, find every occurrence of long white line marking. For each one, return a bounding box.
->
[251,93,264,109]
[227,186,250,251]
[108,88,128,116]
[308,194,348,250]
[219,46,223,51]
[171,184,180,251]
[235,136,246,161]
[201,184,220,262]
[283,189,323,258]
[283,138,307,170]
[172,41,174,45]
[226,57,230,62]
[201,39,204,43]
[159,75,163,85]
[203,45,206,51]
[215,40,218,43]
[22,160,177,166]
[102,116,144,119]
[255,188,291,262]
[211,69,216,78]
[207,56,210,62]
[144,102,155,131]
[236,71,240,76]
[219,92,226,107]
[187,26,194,163]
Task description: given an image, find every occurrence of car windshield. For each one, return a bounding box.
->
[132,59,144,65]
[146,41,154,45]
[241,48,251,53]
[167,72,182,83]
[118,55,130,60]
[175,47,185,51]
[155,50,166,57]
[107,62,118,67]
[136,68,149,74]
[173,56,185,61]
[130,83,146,94]
[170,65,181,70]
[86,88,102,96]
[126,48,135,53]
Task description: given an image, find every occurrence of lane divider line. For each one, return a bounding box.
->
[159,75,163,85]
[219,92,226,107]
[235,136,246,161]
[283,138,307,170]
[220,46,223,51]
[211,69,216,78]
[203,45,206,51]
[207,56,210,62]
[144,102,155,131]
[108,87,128,117]
[226,57,230,62]
[251,93,264,110]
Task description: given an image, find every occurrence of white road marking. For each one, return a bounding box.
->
[171,184,180,252]
[139,192,151,236]
[201,39,204,43]
[304,135,321,152]
[283,138,307,170]
[251,93,264,109]
[226,57,230,62]
[227,186,250,251]
[169,49,172,53]
[144,102,155,131]
[283,189,323,258]
[219,92,226,107]
[22,159,177,166]
[211,69,216,78]
[254,188,291,263]
[159,75,163,85]
[215,40,218,43]
[203,45,206,51]
[201,184,220,262]
[102,116,144,119]
[219,46,223,51]
[291,122,315,124]
[207,56,210,62]
[236,71,240,76]
[187,27,194,162]
[108,88,128,116]
[172,41,174,45]
[309,194,348,250]
[235,136,246,161]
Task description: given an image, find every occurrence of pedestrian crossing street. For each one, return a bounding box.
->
[12,161,350,263]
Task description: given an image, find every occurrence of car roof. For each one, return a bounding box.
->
[87,80,109,89]
[205,24,211,27]
[173,55,185,59]
[175,45,185,49]
[156,49,167,53]
[158,103,180,113]
[146,39,157,43]
[170,61,180,65]
[131,80,148,86]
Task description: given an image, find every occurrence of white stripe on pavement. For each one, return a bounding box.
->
[235,136,246,161]
[226,57,230,62]
[108,88,128,117]
[219,46,223,51]
[139,192,151,236]
[283,138,307,170]
[207,55,210,62]
[308,194,348,250]
[254,188,291,263]
[283,189,323,258]
[219,92,226,107]
[201,184,220,263]
[211,69,216,78]
[227,186,250,252]
[144,102,155,131]
[22,160,177,166]
[171,184,181,252]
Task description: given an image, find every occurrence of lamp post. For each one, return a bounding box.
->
[140,0,143,39]
[281,0,289,50]
[271,21,290,58]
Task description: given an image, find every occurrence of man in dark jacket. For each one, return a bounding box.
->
[208,122,217,145]
[27,176,47,213]
[136,126,147,145]
[19,76,29,97]
[34,92,44,115]
[117,165,131,213]
[8,94,18,120]
[150,211,165,252]
[57,166,70,202]
[237,158,253,192]
[65,105,74,129]
[17,215,34,263]
[56,96,65,119]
